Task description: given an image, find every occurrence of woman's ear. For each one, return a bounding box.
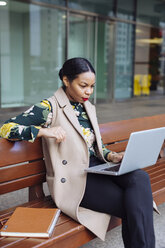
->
[62,76,69,87]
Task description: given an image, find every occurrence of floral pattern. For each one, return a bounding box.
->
[0,100,51,142]
[0,99,110,158]
[71,102,110,158]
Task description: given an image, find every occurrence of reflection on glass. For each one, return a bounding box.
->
[135,24,165,96]
[68,14,95,65]
[68,14,95,100]
[0,1,7,6]
[117,0,134,20]
[137,0,165,26]
[160,22,165,94]
[114,22,134,99]
[69,0,114,16]
[32,0,65,6]
[68,15,115,103]
[96,21,114,101]
[0,1,66,107]
[136,0,165,95]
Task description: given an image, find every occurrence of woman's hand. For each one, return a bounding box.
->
[38,126,66,143]
[107,151,124,163]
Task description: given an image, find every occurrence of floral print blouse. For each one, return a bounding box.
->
[0,99,110,158]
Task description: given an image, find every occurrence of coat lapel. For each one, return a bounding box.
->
[54,88,84,139]
[83,101,103,156]
[54,87,103,157]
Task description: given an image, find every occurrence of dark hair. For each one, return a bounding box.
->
[59,57,95,83]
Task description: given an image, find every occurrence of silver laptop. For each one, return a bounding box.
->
[85,127,165,176]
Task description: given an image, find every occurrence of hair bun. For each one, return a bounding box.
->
[59,58,95,83]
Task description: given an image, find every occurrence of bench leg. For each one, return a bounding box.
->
[29,184,45,201]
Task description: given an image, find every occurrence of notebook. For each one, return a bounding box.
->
[85,127,165,176]
[0,207,61,238]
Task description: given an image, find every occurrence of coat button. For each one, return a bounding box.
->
[62,160,67,165]
[61,178,66,183]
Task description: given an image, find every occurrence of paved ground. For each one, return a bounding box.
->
[0,93,165,247]
[96,94,165,123]
[80,203,165,248]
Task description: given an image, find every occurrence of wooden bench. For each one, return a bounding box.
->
[0,113,165,248]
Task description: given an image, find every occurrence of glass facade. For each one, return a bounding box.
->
[117,0,135,20]
[0,1,65,107]
[137,0,165,26]
[135,0,165,96]
[0,0,165,110]
[96,20,115,101]
[68,14,95,63]
[115,22,135,99]
[30,0,66,7]
[68,0,114,16]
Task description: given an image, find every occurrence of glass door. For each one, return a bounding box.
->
[0,1,66,107]
[68,13,96,102]
[135,24,165,97]
[68,14,95,64]
[96,19,115,102]
[68,14,115,103]
[114,22,135,99]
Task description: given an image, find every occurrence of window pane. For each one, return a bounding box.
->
[31,0,65,6]
[136,0,165,96]
[117,0,135,20]
[69,0,114,17]
[68,14,95,64]
[68,14,96,100]
[96,20,115,101]
[134,24,165,96]
[137,0,165,26]
[0,1,66,107]
[114,22,135,99]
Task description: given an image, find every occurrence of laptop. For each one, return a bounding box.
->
[85,127,165,176]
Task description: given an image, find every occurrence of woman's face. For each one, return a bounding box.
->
[63,71,95,103]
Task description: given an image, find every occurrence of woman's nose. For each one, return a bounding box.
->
[85,88,93,95]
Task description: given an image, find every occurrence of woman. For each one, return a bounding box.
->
[0,58,155,248]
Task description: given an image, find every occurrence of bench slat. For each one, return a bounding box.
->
[151,179,165,192]
[145,161,165,172]
[150,174,165,184]
[148,166,165,178]
[0,114,165,248]
[0,237,27,248]
[0,197,95,248]
[152,187,165,205]
[100,114,165,144]
[144,158,165,171]
[106,141,128,152]
[0,138,43,168]
[0,174,46,195]
[0,221,93,248]
[0,196,121,248]
[0,160,46,184]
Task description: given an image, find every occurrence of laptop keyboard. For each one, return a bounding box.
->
[102,164,121,172]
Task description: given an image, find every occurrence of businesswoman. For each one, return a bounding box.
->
[0,57,155,248]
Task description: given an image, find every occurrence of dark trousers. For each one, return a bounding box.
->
[80,156,155,248]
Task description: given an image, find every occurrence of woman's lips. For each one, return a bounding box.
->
[82,98,88,101]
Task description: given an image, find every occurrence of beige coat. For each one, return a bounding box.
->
[42,87,110,240]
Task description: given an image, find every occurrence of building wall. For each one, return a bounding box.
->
[0,0,165,109]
